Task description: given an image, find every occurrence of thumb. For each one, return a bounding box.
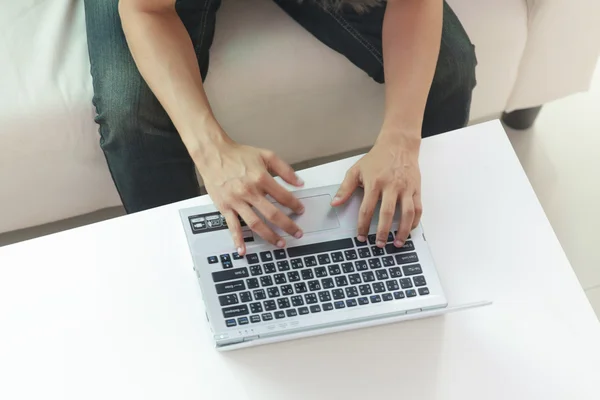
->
[263,150,304,187]
[331,168,359,206]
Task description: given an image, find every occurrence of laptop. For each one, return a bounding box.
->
[180,184,486,351]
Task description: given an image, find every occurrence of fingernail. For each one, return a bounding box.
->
[357,235,366,242]
[296,176,304,186]
[394,240,403,247]
[237,247,244,256]
[294,230,303,239]
[297,206,305,215]
[332,196,341,203]
[376,240,385,248]
[276,239,285,248]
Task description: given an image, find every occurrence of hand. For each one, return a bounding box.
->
[331,135,422,248]
[195,140,305,256]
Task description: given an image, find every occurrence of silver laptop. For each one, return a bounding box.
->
[180,185,481,351]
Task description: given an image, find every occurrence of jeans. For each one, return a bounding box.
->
[83,0,476,213]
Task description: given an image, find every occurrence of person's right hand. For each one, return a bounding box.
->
[195,139,305,256]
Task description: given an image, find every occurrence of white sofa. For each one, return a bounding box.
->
[1,0,599,234]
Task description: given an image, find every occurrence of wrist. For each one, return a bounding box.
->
[181,115,232,158]
[376,126,421,153]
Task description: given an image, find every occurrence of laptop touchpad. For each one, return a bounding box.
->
[265,194,340,237]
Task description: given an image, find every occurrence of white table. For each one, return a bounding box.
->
[1,121,599,400]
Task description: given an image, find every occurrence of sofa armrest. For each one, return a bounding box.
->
[506,0,600,110]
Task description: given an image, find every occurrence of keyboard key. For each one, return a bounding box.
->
[334,301,346,309]
[262,313,273,321]
[274,273,287,285]
[233,252,244,260]
[368,234,377,245]
[323,302,334,311]
[345,286,359,297]
[403,264,423,276]
[250,302,263,313]
[304,256,318,267]
[264,263,277,274]
[260,251,273,262]
[385,241,415,254]
[358,297,369,305]
[332,289,345,300]
[226,319,237,327]
[395,253,419,265]
[358,248,371,258]
[294,282,308,293]
[344,249,358,260]
[346,299,358,307]
[274,311,285,320]
[321,278,335,289]
[281,284,294,296]
[277,260,290,271]
[264,300,277,311]
[308,280,321,291]
[382,256,395,267]
[376,270,389,280]
[328,264,341,275]
[310,305,322,313]
[318,254,331,265]
[387,232,394,242]
[418,287,430,296]
[372,282,386,293]
[222,261,233,269]
[355,260,368,271]
[267,287,280,298]
[389,267,403,278]
[305,293,318,304]
[207,256,218,264]
[359,284,373,295]
[246,278,260,289]
[301,269,314,280]
[348,274,362,285]
[342,262,355,273]
[370,295,382,303]
[393,291,405,300]
[400,278,413,289]
[219,294,239,306]
[287,271,301,282]
[240,291,252,303]
[260,276,274,287]
[291,258,304,269]
[361,271,375,283]
[335,276,348,287]
[274,249,287,260]
[386,280,400,291]
[238,317,249,325]
[299,307,310,315]
[371,246,385,256]
[212,268,249,283]
[314,267,328,278]
[319,291,332,302]
[288,238,354,258]
[222,305,249,318]
[246,253,259,264]
[413,276,427,287]
[220,254,231,263]
[382,293,393,302]
[286,309,298,317]
[250,265,263,276]
[250,315,261,323]
[406,289,417,297]
[354,237,368,247]
[291,295,304,306]
[332,252,344,262]
[253,289,266,300]
[369,259,382,269]
[215,280,246,294]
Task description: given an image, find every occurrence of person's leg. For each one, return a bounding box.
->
[271,0,476,137]
[83,0,221,213]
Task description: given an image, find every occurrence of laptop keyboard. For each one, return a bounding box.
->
[208,233,430,327]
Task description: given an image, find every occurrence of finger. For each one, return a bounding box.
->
[331,167,359,206]
[223,210,245,256]
[376,190,397,248]
[395,195,415,246]
[356,186,380,242]
[253,196,303,239]
[412,192,423,230]
[263,176,305,215]
[263,150,304,187]
[237,203,285,248]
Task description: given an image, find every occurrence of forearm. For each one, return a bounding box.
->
[379,0,443,144]
[118,2,227,155]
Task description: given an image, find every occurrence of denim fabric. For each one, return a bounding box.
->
[84,0,476,213]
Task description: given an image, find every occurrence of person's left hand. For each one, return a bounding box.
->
[331,135,422,248]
